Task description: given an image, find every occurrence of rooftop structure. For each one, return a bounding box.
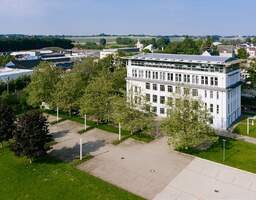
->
[0,67,33,81]
[130,53,236,65]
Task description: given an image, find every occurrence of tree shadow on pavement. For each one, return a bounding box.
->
[50,140,106,162]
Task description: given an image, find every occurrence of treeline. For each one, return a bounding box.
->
[0,37,74,52]
[163,37,219,55]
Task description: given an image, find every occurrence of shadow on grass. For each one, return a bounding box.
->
[180,137,236,157]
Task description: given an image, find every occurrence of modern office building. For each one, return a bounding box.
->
[126,53,241,129]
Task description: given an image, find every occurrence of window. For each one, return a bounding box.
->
[146,94,150,102]
[217,91,219,99]
[215,77,218,86]
[201,76,205,84]
[210,91,213,99]
[152,106,157,113]
[168,73,173,81]
[160,85,165,91]
[175,74,179,82]
[184,88,190,95]
[210,104,213,113]
[187,75,190,83]
[146,83,150,89]
[160,108,165,114]
[153,84,157,90]
[160,72,165,80]
[134,86,138,93]
[205,103,207,110]
[160,96,165,104]
[192,89,198,97]
[209,117,213,124]
[168,85,173,93]
[217,105,219,114]
[205,76,208,85]
[210,77,214,86]
[184,74,187,82]
[205,90,207,98]
[153,95,157,103]
[155,72,158,79]
[179,74,182,82]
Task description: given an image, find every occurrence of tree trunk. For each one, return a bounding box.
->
[29,158,32,164]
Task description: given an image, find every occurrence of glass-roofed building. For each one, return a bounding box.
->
[126,53,241,129]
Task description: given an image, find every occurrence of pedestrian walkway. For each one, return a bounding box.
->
[216,130,256,144]
[154,158,256,200]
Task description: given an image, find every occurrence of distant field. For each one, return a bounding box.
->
[65,36,156,44]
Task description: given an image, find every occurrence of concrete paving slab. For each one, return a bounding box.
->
[154,158,256,200]
[78,137,193,200]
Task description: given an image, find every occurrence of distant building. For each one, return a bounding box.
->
[0,67,33,81]
[136,40,144,51]
[100,48,140,59]
[126,53,241,129]
[217,45,235,57]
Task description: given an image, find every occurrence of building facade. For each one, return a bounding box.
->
[126,53,241,130]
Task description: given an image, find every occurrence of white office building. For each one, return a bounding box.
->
[126,53,241,130]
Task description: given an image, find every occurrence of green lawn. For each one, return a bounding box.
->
[182,137,256,174]
[0,145,143,200]
[233,118,256,138]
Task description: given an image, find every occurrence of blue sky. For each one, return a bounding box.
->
[1,0,255,35]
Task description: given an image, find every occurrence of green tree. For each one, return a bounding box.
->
[12,110,50,163]
[26,62,62,107]
[156,36,170,50]
[99,38,107,46]
[237,48,249,59]
[0,103,16,148]
[0,55,14,67]
[53,72,85,114]
[246,61,256,89]
[79,72,113,123]
[161,94,217,150]
[164,37,201,55]
[110,95,154,135]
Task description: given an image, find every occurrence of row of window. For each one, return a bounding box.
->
[131,60,227,73]
[145,83,220,99]
[150,103,220,116]
[132,69,219,86]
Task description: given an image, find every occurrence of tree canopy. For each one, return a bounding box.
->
[53,72,85,113]
[0,102,16,147]
[237,48,249,59]
[161,94,217,150]
[26,62,62,107]
[79,72,114,123]
[12,110,50,162]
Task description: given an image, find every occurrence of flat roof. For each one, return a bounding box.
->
[0,67,33,76]
[129,53,238,65]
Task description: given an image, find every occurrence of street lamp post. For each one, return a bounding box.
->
[56,107,59,122]
[223,139,226,162]
[84,114,87,131]
[118,122,121,141]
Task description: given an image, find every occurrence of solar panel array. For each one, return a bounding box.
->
[131,53,236,64]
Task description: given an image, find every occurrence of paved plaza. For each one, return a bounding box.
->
[48,118,256,200]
